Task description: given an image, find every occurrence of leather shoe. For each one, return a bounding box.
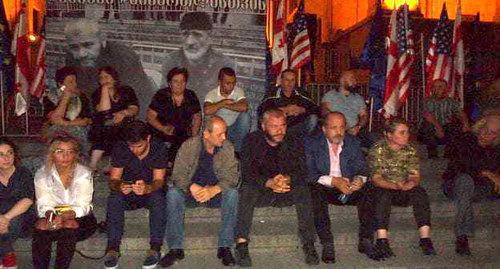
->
[217,247,235,266]
[302,243,319,265]
[455,235,471,256]
[321,243,335,264]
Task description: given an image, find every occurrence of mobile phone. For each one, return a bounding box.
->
[60,85,66,92]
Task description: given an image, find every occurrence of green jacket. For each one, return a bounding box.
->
[171,136,239,192]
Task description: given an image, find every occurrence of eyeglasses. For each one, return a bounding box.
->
[53,149,78,155]
[0,151,14,158]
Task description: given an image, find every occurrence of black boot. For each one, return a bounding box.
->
[455,235,472,256]
[217,247,235,266]
[159,249,184,268]
[375,238,394,258]
[321,243,335,264]
[358,238,384,261]
[302,243,319,265]
[235,242,252,267]
[419,238,436,255]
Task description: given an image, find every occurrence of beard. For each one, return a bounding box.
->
[183,45,209,63]
[265,132,285,144]
[328,134,344,144]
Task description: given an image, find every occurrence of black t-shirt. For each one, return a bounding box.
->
[111,139,168,184]
[91,85,139,115]
[259,88,319,126]
[148,87,201,140]
[191,143,219,187]
[0,166,34,213]
[43,94,92,120]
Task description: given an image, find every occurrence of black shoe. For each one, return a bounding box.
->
[217,247,235,266]
[235,242,252,267]
[159,249,184,268]
[302,243,319,265]
[321,243,335,264]
[455,235,472,256]
[358,238,384,261]
[376,239,395,258]
[419,238,436,255]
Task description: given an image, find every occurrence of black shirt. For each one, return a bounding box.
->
[0,166,34,213]
[191,143,219,187]
[148,87,201,141]
[43,94,92,121]
[259,88,319,126]
[111,139,168,185]
[91,85,139,114]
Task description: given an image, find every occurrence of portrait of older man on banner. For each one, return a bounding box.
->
[161,11,235,100]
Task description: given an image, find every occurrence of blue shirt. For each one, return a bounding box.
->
[191,144,219,187]
[321,90,366,129]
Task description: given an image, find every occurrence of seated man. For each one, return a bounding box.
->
[321,70,372,147]
[259,69,319,138]
[443,115,500,256]
[104,120,167,269]
[235,109,319,267]
[160,116,239,267]
[204,67,250,154]
[305,112,379,263]
[419,79,470,158]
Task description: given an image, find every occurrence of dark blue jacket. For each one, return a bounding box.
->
[304,133,368,184]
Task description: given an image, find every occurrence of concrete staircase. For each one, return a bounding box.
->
[12,142,500,268]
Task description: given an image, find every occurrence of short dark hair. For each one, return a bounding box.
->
[98,66,121,85]
[121,120,150,143]
[167,67,189,83]
[280,69,296,78]
[180,12,212,31]
[0,137,19,166]
[384,118,409,134]
[55,66,77,85]
[218,67,236,81]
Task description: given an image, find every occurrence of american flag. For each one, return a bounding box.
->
[271,0,288,76]
[424,3,453,98]
[451,0,464,107]
[290,0,311,70]
[30,36,46,99]
[383,4,415,118]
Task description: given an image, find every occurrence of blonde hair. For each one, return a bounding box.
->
[46,134,81,170]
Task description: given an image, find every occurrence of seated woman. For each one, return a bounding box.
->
[44,66,92,159]
[368,118,435,258]
[89,66,139,172]
[146,67,201,167]
[32,134,97,269]
[0,138,34,269]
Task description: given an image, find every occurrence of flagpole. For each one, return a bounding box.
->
[420,33,426,103]
[369,96,374,132]
[25,94,29,135]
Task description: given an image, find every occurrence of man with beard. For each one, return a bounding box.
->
[321,71,372,147]
[64,19,154,119]
[234,109,319,267]
[305,112,380,263]
[160,12,235,100]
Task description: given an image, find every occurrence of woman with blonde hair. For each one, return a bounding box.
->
[32,134,97,269]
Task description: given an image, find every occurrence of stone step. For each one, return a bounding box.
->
[13,242,500,269]
[14,215,497,252]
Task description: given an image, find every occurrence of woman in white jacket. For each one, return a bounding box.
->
[32,133,97,269]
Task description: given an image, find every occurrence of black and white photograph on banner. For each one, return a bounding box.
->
[45,0,267,120]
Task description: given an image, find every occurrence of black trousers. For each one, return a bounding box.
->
[32,214,97,269]
[235,183,316,245]
[373,186,431,230]
[310,183,375,245]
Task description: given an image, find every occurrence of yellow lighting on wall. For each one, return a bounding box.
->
[383,0,419,10]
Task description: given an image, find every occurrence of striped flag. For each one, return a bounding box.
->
[424,3,453,98]
[383,4,415,118]
[451,0,464,107]
[29,36,46,98]
[290,0,311,70]
[12,8,30,116]
[271,0,288,76]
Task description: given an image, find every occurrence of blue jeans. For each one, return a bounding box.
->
[0,214,23,257]
[227,112,251,153]
[165,187,238,249]
[106,191,166,251]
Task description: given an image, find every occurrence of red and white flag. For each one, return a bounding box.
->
[11,8,30,116]
[424,3,453,98]
[451,0,464,107]
[271,0,288,76]
[383,4,415,118]
[290,0,311,70]
[30,36,46,99]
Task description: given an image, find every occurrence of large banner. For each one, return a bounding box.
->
[45,0,266,123]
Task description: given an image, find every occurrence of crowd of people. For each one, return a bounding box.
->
[0,65,498,269]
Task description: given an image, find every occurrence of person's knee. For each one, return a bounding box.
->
[166,187,186,206]
[107,192,125,207]
[222,188,239,205]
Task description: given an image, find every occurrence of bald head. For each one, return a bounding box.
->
[339,71,357,92]
[476,115,500,147]
[203,115,227,148]
[322,112,347,144]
